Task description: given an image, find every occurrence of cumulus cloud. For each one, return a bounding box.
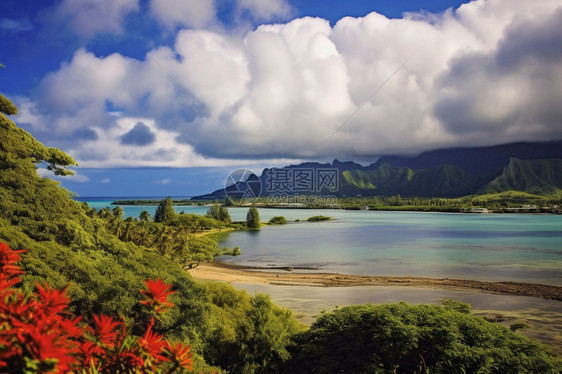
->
[158,178,171,184]
[101,178,111,183]
[19,0,562,167]
[57,0,139,37]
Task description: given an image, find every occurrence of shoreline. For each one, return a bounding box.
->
[188,261,562,301]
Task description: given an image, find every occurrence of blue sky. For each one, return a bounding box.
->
[1,0,561,196]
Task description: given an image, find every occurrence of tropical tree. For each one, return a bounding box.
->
[139,210,152,222]
[207,203,232,224]
[112,206,124,219]
[154,197,176,223]
[246,206,261,229]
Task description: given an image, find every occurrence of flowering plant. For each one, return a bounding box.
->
[0,242,193,373]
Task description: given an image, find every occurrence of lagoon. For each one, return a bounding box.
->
[217,209,562,286]
[81,199,562,286]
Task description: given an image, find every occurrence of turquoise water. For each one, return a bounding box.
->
[81,199,562,286]
[217,209,562,285]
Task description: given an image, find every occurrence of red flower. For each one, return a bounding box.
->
[139,317,169,364]
[0,243,198,372]
[0,242,25,295]
[34,282,70,317]
[92,315,122,346]
[140,278,176,314]
[0,242,25,276]
[165,341,194,370]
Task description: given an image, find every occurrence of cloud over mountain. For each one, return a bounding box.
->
[16,0,562,167]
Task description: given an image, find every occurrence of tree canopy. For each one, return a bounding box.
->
[246,206,261,229]
[284,301,561,373]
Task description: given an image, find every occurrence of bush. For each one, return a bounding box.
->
[306,215,332,222]
[268,216,287,225]
[283,302,561,373]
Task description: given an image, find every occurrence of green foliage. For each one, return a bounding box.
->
[246,206,261,229]
[153,197,176,223]
[510,321,530,331]
[221,246,241,256]
[207,203,232,224]
[139,210,151,222]
[0,110,77,176]
[0,94,18,115]
[284,302,561,373]
[204,282,305,373]
[441,299,472,314]
[268,216,287,225]
[306,215,332,222]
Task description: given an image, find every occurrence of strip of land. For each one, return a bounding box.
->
[188,262,562,301]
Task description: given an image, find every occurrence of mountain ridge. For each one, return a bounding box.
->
[193,140,562,199]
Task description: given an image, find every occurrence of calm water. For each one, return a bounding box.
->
[217,209,562,286]
[81,199,562,286]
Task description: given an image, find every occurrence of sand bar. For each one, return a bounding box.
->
[188,261,562,301]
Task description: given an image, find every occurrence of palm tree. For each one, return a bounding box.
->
[112,206,124,219]
[139,210,151,222]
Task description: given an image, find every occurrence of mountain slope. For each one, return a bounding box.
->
[485,158,562,194]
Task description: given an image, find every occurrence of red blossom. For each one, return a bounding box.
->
[34,282,70,316]
[139,317,169,364]
[166,341,194,370]
[140,278,176,314]
[0,243,199,372]
[0,242,25,276]
[92,314,122,346]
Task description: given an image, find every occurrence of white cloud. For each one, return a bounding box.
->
[150,0,216,29]
[101,178,111,183]
[158,178,171,184]
[21,0,562,166]
[58,0,139,37]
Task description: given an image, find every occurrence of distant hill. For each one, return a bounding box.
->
[192,140,562,199]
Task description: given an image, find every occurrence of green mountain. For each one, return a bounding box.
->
[485,158,562,195]
[340,164,494,197]
[195,140,562,200]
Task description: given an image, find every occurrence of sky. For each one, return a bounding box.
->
[1,0,562,196]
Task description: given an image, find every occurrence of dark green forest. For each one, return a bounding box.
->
[1,93,560,373]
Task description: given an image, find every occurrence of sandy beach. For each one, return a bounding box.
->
[188,261,562,301]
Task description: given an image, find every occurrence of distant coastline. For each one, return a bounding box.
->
[106,197,562,214]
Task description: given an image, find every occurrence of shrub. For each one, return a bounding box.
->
[306,215,332,222]
[268,216,287,225]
